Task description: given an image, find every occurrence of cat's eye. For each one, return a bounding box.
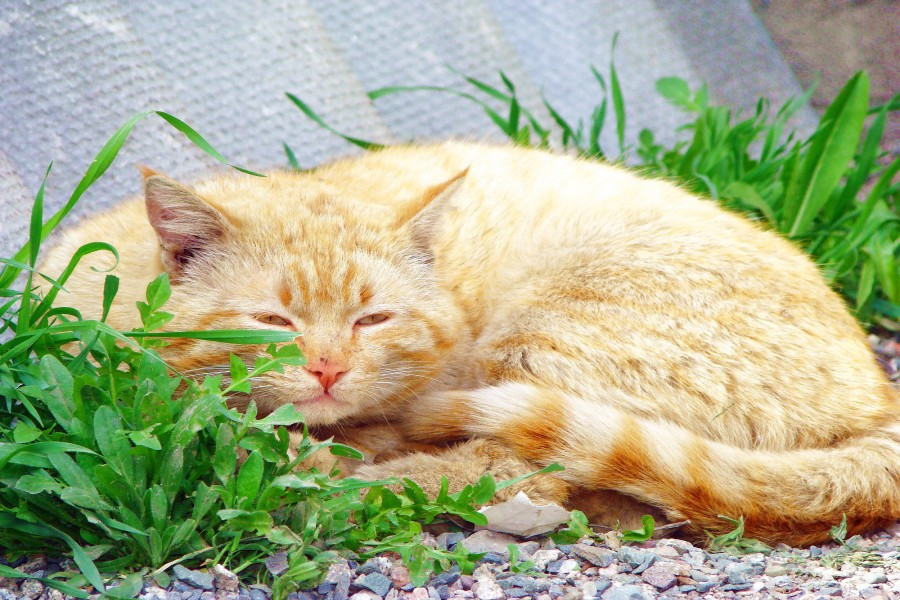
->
[255,314,291,327]
[356,313,390,326]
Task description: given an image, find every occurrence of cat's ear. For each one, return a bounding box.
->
[400,168,469,257]
[143,172,231,277]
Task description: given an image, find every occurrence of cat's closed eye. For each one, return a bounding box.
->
[255,314,292,327]
[356,313,390,326]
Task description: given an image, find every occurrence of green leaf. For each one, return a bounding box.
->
[217,509,274,533]
[723,181,776,224]
[128,426,162,450]
[785,72,870,236]
[145,273,172,313]
[328,443,365,460]
[229,354,251,393]
[609,32,626,155]
[236,450,264,504]
[214,424,236,483]
[101,274,120,322]
[621,514,655,542]
[103,572,144,599]
[656,77,692,108]
[12,421,42,443]
[39,355,77,431]
[252,403,305,428]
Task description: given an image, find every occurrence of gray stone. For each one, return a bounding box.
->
[250,590,268,600]
[334,573,352,600]
[724,562,753,585]
[771,575,794,589]
[720,583,753,591]
[573,544,616,568]
[764,564,788,577]
[641,564,676,591]
[461,531,518,557]
[140,586,169,600]
[173,565,214,591]
[696,581,718,593]
[358,573,392,597]
[428,567,460,587]
[688,569,708,582]
[631,555,656,575]
[601,584,646,600]
[616,547,650,569]
[511,541,538,561]
[0,589,16,600]
[214,564,239,592]
[19,579,43,600]
[266,552,288,577]
[531,549,562,571]
[474,578,504,600]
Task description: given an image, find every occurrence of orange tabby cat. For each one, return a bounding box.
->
[40,142,899,546]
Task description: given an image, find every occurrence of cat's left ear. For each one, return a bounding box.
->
[400,168,469,257]
[142,172,232,278]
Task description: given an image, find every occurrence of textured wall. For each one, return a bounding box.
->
[0,0,815,260]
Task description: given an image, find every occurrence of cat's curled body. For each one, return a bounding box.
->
[41,142,900,546]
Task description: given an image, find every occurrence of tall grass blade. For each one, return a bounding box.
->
[285,93,384,151]
[785,72,869,236]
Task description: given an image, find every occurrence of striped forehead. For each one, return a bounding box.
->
[280,249,378,309]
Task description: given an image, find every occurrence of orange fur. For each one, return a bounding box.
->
[39,142,899,546]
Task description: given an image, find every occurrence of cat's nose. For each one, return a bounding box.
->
[304,357,348,391]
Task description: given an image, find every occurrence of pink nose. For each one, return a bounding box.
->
[304,357,348,391]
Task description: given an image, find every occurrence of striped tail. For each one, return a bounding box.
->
[404,383,900,546]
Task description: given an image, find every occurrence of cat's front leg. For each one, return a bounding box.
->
[353,438,573,507]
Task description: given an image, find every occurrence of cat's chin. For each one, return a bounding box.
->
[292,392,352,425]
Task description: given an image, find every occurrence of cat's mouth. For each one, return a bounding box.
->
[291,392,350,425]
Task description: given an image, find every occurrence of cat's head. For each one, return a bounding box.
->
[142,168,467,426]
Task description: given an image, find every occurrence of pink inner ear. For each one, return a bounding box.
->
[149,204,193,248]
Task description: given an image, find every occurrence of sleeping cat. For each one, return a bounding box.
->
[39,142,900,546]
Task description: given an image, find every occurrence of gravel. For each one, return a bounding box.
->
[2,522,898,599]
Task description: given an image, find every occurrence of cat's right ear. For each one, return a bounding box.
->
[143,173,231,278]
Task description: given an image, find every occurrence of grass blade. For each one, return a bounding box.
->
[285,93,384,151]
[785,72,870,236]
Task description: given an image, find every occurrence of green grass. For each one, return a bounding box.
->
[288,65,900,330]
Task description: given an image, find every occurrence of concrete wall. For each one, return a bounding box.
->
[0,0,815,260]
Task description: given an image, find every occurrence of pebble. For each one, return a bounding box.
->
[173,565,214,591]
[358,573,393,597]
[640,565,675,590]
[460,530,518,556]
[572,545,615,568]
[603,584,646,600]
[4,518,899,600]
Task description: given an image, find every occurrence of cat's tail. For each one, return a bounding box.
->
[404,382,900,546]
